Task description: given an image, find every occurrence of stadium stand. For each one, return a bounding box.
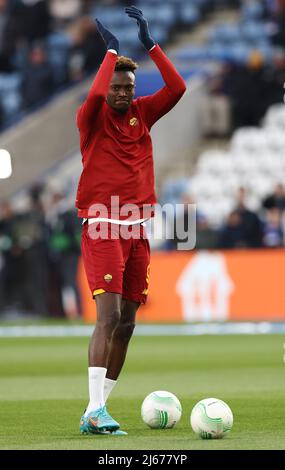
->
[0,1,284,131]
[1,0,285,318]
[174,0,285,64]
[0,0,223,130]
[160,101,285,252]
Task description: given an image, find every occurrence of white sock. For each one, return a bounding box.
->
[84,367,107,416]
[104,378,117,402]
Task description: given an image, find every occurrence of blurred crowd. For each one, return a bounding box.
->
[1,182,285,317]
[167,185,285,250]
[1,0,285,317]
[1,0,285,130]
[205,48,285,136]
[0,0,134,127]
[0,184,82,318]
[204,0,285,136]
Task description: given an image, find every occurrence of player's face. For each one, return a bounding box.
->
[107,71,135,113]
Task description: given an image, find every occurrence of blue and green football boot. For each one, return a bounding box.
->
[80,406,121,434]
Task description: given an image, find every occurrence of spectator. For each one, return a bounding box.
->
[264,49,285,107]
[22,42,54,108]
[202,62,232,137]
[48,0,82,30]
[270,0,285,47]
[262,207,284,247]
[196,215,219,250]
[0,0,17,72]
[218,210,245,249]
[0,201,17,312]
[234,187,263,247]
[67,16,104,82]
[11,0,51,45]
[230,51,268,129]
[15,186,50,316]
[262,183,285,211]
[0,200,49,315]
[47,192,82,318]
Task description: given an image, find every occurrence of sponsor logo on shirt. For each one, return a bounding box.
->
[104,274,113,282]
[129,117,138,126]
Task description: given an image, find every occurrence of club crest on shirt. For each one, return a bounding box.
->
[104,274,113,282]
[129,117,138,126]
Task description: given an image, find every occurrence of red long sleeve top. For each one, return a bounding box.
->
[76,45,186,220]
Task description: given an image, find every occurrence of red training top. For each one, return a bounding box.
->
[76,45,186,220]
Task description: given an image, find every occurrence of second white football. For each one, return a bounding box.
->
[141,390,182,429]
[190,397,233,439]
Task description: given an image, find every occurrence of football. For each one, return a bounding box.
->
[141,390,182,429]
[190,398,233,439]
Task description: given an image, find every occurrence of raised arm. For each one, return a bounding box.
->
[145,45,187,124]
[76,20,119,131]
[125,6,186,128]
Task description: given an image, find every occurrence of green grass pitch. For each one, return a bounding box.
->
[0,334,284,450]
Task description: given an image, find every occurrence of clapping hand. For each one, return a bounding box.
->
[95,19,119,54]
[125,6,155,50]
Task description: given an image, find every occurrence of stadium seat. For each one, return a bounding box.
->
[160,178,190,205]
[263,104,285,129]
[91,6,131,27]
[265,129,285,153]
[174,45,208,61]
[219,173,241,196]
[179,5,200,25]
[198,198,234,226]
[251,175,275,198]
[207,44,230,61]
[230,127,268,153]
[190,174,225,199]
[47,33,72,85]
[241,1,264,21]
[0,73,22,119]
[196,150,232,175]
[240,21,268,44]
[151,5,176,27]
[208,24,241,43]
[226,42,250,64]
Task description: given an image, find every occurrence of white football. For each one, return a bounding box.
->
[190,398,233,439]
[141,390,182,429]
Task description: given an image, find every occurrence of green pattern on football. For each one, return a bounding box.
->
[141,391,182,429]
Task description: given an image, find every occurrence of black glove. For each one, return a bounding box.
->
[95,19,119,53]
[125,6,155,50]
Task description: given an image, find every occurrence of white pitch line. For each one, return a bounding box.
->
[0,322,284,337]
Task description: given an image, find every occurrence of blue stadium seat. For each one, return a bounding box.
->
[240,21,268,44]
[228,43,251,64]
[257,44,274,64]
[207,44,230,61]
[0,73,22,118]
[91,6,130,27]
[179,4,200,25]
[208,24,241,43]
[137,2,177,27]
[174,45,208,61]
[92,4,174,47]
[151,5,176,26]
[150,25,168,45]
[241,1,264,21]
[160,178,190,206]
[118,27,141,47]
[47,33,72,85]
